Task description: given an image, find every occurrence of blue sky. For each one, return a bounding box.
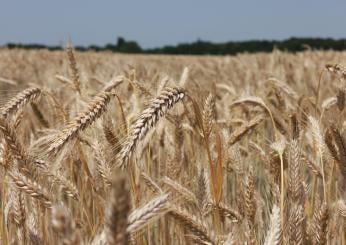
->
[0,1,345,48]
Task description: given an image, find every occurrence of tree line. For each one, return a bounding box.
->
[5,37,346,55]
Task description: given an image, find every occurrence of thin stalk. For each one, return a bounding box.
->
[327,160,335,204]
[279,153,284,227]
[319,150,327,202]
[202,137,222,234]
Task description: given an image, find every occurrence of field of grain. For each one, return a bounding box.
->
[0,48,345,244]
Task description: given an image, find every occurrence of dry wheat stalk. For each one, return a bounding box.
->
[102,119,121,153]
[202,93,215,138]
[244,166,256,225]
[228,115,264,145]
[128,78,153,97]
[288,203,304,245]
[55,74,74,86]
[93,141,113,186]
[0,87,41,118]
[196,168,207,207]
[12,188,26,227]
[103,76,124,92]
[0,118,47,172]
[301,154,322,177]
[288,140,303,203]
[66,44,81,94]
[0,117,27,164]
[169,206,215,245]
[330,125,346,179]
[264,205,281,245]
[127,193,169,233]
[47,91,115,155]
[325,127,340,163]
[9,171,52,208]
[50,173,79,200]
[117,87,185,169]
[267,77,298,99]
[229,96,277,135]
[140,172,162,194]
[203,202,242,222]
[309,116,327,199]
[311,202,328,245]
[162,176,199,206]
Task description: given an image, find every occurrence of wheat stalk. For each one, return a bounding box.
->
[117,86,185,169]
[264,205,281,245]
[161,176,199,206]
[311,202,328,245]
[202,93,215,138]
[169,206,215,245]
[47,91,115,155]
[66,44,81,94]
[0,87,41,118]
[127,193,169,233]
[9,171,52,208]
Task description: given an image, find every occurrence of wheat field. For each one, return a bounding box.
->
[0,47,345,244]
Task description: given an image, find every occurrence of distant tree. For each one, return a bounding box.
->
[115,37,142,53]
[117,37,126,47]
[4,37,346,55]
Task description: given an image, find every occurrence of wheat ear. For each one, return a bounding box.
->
[47,91,115,155]
[288,140,303,203]
[9,171,52,208]
[1,87,41,118]
[66,44,81,94]
[202,93,215,138]
[311,202,328,245]
[264,205,281,245]
[117,87,185,169]
[169,206,216,245]
[127,193,169,233]
[161,176,199,206]
[288,203,304,244]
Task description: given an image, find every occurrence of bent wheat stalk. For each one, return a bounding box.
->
[9,171,52,208]
[117,86,185,169]
[169,206,215,245]
[47,91,115,155]
[127,193,169,232]
[0,87,41,118]
[0,117,47,171]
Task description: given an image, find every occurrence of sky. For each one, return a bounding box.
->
[0,1,345,49]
